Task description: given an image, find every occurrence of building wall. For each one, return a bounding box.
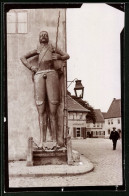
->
[86,122,105,138]
[104,117,122,138]
[7,9,66,160]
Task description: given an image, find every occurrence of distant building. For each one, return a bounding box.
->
[103,98,121,138]
[67,96,121,140]
[67,95,89,139]
[86,109,105,138]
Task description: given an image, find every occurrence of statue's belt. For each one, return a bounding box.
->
[38,60,54,71]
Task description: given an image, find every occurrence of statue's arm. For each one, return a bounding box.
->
[20,49,38,70]
[54,47,70,61]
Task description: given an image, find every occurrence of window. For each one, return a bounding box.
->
[73,113,76,120]
[108,120,110,125]
[111,119,113,124]
[79,113,83,119]
[118,119,120,124]
[93,123,96,127]
[76,128,81,137]
[97,123,99,127]
[101,131,105,135]
[7,11,28,34]
[69,113,73,119]
[96,131,98,135]
[108,129,110,134]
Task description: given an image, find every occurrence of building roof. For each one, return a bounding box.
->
[104,98,121,119]
[86,109,105,123]
[94,109,105,123]
[67,95,89,113]
[102,112,107,119]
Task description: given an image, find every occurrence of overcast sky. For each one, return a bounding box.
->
[66,3,124,112]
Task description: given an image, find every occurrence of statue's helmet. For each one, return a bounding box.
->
[39,31,49,43]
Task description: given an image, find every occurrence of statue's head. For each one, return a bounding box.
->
[39,31,49,44]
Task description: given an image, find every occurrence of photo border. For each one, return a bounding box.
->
[1,1,129,195]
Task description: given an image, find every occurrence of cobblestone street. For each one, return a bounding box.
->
[9,138,123,187]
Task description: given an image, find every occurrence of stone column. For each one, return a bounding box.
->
[67,135,73,165]
[26,137,33,166]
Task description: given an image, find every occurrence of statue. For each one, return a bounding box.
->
[20,31,70,150]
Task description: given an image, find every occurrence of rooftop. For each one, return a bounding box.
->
[67,95,89,113]
[86,109,104,123]
[94,109,105,123]
[102,112,107,119]
[104,98,121,119]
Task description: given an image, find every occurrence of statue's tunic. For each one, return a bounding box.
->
[22,43,66,106]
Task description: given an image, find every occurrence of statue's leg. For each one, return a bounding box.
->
[46,71,59,144]
[36,104,47,148]
[49,104,58,143]
[34,73,47,148]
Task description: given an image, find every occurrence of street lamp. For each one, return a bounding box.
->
[67,78,84,99]
[74,80,84,99]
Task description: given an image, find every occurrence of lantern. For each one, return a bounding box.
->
[74,80,84,98]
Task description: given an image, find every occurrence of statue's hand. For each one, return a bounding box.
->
[52,53,62,60]
[30,66,38,73]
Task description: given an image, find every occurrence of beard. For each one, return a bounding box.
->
[39,37,49,44]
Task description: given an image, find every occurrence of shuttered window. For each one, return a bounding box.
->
[81,128,84,137]
[81,127,86,138]
[73,127,76,137]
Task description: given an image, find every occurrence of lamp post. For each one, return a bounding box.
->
[67,78,84,99]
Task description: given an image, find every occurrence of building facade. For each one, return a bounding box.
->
[103,98,122,138]
[86,109,105,138]
[67,96,89,139]
[67,98,122,139]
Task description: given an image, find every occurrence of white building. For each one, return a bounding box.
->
[86,109,105,138]
[103,98,121,138]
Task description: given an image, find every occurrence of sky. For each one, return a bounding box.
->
[66,3,124,112]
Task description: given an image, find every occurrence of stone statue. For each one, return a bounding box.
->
[20,31,70,150]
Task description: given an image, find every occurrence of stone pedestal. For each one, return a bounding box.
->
[33,149,67,165]
[26,137,68,166]
[67,135,74,165]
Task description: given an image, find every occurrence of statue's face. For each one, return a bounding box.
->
[39,31,49,43]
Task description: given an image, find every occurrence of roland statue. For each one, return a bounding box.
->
[20,31,70,150]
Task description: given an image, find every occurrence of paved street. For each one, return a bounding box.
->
[9,138,123,187]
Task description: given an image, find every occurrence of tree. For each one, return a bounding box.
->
[68,91,96,123]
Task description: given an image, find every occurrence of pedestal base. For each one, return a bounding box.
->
[26,137,73,166]
[33,149,67,165]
